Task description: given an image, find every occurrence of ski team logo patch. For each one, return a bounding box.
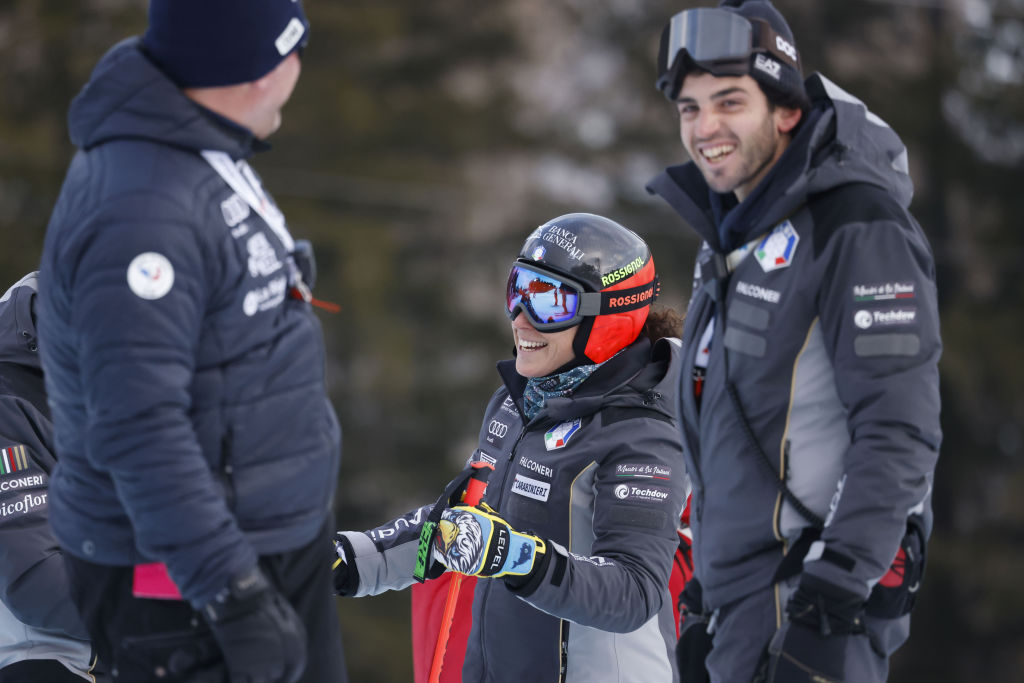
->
[470,449,497,469]
[544,418,581,451]
[755,220,799,273]
[127,252,175,300]
[0,445,28,476]
[220,193,250,227]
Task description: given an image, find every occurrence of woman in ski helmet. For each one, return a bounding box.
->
[333,213,689,682]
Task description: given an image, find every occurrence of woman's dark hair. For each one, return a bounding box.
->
[641,307,684,342]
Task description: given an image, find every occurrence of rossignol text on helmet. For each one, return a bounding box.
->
[505,213,658,364]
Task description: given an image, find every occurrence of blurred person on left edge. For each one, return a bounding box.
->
[0,273,103,683]
[36,1,345,682]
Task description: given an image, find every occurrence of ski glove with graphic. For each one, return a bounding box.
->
[753,574,868,683]
[332,533,360,597]
[432,504,546,579]
[200,566,307,683]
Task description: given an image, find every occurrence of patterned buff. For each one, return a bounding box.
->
[522,363,600,421]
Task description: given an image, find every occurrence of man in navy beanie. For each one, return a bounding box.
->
[648,1,941,682]
[37,2,347,681]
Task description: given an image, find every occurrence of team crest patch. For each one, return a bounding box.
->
[0,445,28,476]
[544,418,581,451]
[755,220,799,273]
[127,252,175,300]
[469,449,497,468]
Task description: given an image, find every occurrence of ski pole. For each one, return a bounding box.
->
[428,460,493,683]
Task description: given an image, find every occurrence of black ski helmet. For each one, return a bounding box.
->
[511,213,658,364]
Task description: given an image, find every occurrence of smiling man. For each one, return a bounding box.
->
[646,1,942,682]
[675,72,800,201]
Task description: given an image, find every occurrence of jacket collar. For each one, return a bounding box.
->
[646,104,826,253]
[496,338,657,422]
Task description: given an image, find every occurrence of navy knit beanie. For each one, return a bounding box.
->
[143,0,309,88]
[718,0,806,107]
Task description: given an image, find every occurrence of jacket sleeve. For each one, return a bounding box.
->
[809,198,942,598]
[68,193,256,607]
[341,445,503,597]
[339,504,434,597]
[0,398,89,640]
[515,415,688,633]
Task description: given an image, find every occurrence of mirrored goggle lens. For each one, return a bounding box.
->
[664,8,753,69]
[506,266,581,327]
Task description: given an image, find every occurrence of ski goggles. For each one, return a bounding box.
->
[656,8,799,99]
[505,262,658,332]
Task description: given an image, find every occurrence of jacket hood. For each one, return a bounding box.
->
[0,272,41,370]
[68,37,258,158]
[800,74,913,203]
[647,73,915,251]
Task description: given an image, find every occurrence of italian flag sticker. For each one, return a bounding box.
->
[544,418,582,451]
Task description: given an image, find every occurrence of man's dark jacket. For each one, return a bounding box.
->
[646,74,941,609]
[37,39,340,607]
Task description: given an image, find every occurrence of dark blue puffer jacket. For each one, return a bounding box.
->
[37,39,341,607]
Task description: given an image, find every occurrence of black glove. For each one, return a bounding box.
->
[866,514,927,619]
[753,574,866,683]
[201,566,307,683]
[675,577,712,683]
[332,533,360,597]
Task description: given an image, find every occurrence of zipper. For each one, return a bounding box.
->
[782,438,791,483]
[558,621,569,682]
[478,419,528,678]
[685,293,715,525]
[220,425,236,511]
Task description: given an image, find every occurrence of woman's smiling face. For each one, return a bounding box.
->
[511,312,578,378]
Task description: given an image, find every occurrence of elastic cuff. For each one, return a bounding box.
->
[504,543,553,595]
[340,530,376,557]
[798,572,864,605]
[333,535,360,597]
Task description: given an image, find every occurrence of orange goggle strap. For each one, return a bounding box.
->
[596,276,659,314]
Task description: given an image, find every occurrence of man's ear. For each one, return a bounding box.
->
[251,73,272,92]
[777,106,803,135]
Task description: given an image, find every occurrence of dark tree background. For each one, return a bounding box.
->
[2,1,1021,680]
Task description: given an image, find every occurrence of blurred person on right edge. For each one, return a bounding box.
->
[646,1,941,682]
[334,213,691,682]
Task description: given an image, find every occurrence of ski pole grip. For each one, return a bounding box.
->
[427,461,494,683]
[413,460,495,583]
[462,461,494,507]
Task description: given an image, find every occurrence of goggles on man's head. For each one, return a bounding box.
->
[656,7,799,100]
[505,262,658,333]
